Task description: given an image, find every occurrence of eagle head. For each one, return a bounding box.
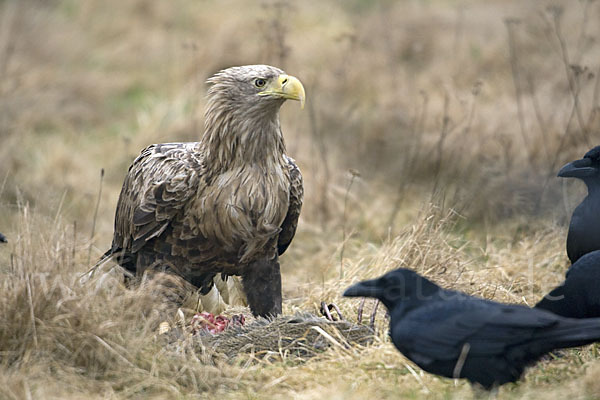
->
[206,65,305,115]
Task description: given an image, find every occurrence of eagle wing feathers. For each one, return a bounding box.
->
[113,143,201,254]
[278,155,303,255]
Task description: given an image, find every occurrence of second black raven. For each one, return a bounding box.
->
[533,147,600,319]
[344,268,600,389]
[536,250,600,318]
[0,233,6,243]
[559,146,600,264]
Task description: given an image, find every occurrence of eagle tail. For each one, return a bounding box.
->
[79,248,135,285]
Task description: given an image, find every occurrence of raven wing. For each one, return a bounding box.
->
[392,298,560,366]
[536,250,600,318]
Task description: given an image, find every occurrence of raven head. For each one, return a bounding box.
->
[343,268,442,310]
[558,146,600,180]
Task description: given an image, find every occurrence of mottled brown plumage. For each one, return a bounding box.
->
[102,65,305,317]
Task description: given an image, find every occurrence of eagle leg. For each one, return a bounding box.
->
[241,257,282,318]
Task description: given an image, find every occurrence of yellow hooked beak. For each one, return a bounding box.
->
[258,74,306,109]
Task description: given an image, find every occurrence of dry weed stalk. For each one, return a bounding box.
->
[549,6,590,146]
[340,169,360,279]
[87,169,104,266]
[505,18,532,162]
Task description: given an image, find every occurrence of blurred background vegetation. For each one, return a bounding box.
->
[0,0,599,398]
[2,0,598,242]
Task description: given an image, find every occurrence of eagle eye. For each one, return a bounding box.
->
[254,78,267,88]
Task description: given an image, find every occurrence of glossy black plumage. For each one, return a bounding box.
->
[0,233,6,243]
[560,146,600,264]
[344,268,600,389]
[533,147,600,319]
[536,250,600,318]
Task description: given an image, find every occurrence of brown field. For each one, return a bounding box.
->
[1,0,600,398]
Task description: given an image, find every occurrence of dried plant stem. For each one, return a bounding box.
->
[402,361,431,394]
[430,92,451,199]
[340,171,358,279]
[452,7,465,58]
[307,85,331,225]
[389,92,428,230]
[453,343,471,379]
[0,0,18,83]
[93,335,135,368]
[551,9,590,146]
[87,169,104,266]
[260,0,290,68]
[525,74,550,160]
[575,0,592,64]
[538,89,581,212]
[590,64,600,126]
[505,19,532,162]
[72,221,77,269]
[448,83,482,211]
[26,274,38,348]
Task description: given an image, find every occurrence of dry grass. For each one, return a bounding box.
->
[1,0,600,398]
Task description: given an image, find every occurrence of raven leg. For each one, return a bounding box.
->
[356,298,380,330]
[241,257,282,318]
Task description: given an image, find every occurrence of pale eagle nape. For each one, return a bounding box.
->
[103,65,305,317]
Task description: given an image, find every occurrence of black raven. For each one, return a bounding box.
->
[344,268,600,389]
[0,233,6,243]
[536,250,600,318]
[559,146,600,264]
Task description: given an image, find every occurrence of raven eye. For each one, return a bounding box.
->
[254,78,266,88]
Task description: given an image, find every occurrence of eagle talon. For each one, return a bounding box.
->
[329,303,345,321]
[319,302,344,321]
[320,301,333,321]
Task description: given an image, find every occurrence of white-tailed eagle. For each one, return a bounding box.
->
[101,65,305,317]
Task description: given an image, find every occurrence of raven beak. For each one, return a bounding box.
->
[343,279,383,298]
[259,74,306,109]
[557,158,596,178]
